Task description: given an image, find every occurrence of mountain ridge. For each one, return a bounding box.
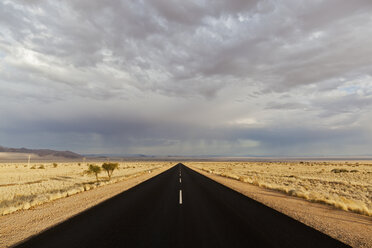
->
[0,146,82,159]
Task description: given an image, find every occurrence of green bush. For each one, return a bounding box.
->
[331,168,349,173]
[86,164,102,183]
[102,162,119,180]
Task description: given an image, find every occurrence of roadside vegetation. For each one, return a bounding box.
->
[189,161,372,216]
[0,161,172,215]
[102,162,119,180]
[86,164,102,183]
[85,162,119,182]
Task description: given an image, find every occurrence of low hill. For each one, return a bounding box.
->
[0,146,82,159]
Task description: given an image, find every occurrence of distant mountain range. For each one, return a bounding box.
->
[0,146,82,159]
[84,153,152,158]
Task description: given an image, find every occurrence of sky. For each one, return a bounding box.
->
[1,0,372,156]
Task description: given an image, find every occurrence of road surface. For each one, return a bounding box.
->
[14,163,350,248]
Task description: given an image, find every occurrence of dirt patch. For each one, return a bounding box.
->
[0,165,172,248]
[188,165,372,248]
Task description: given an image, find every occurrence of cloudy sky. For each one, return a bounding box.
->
[1,0,372,156]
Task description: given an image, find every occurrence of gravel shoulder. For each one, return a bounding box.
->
[188,165,372,248]
[0,165,172,248]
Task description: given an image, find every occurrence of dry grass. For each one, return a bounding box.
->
[0,161,172,215]
[188,161,372,216]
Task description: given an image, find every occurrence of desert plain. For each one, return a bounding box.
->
[0,157,371,247]
[189,161,372,216]
[188,161,372,248]
[0,158,173,216]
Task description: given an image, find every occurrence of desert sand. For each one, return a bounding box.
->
[187,162,372,248]
[0,163,172,247]
[1,160,371,247]
[0,161,173,216]
[189,161,371,216]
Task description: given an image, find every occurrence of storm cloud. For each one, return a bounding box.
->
[1,0,372,156]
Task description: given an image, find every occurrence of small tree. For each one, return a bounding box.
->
[86,164,101,183]
[102,162,119,180]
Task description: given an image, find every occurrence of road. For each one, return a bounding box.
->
[14,163,350,248]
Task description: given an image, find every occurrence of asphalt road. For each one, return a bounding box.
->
[14,163,350,248]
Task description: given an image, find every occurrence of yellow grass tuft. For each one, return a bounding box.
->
[189,161,372,216]
[0,161,171,216]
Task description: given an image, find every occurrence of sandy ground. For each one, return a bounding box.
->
[0,161,170,215]
[0,165,172,248]
[1,163,371,248]
[189,161,372,216]
[188,165,372,248]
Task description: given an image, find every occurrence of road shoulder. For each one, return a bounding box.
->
[187,165,372,248]
[0,165,172,248]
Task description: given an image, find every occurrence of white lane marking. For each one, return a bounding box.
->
[179,190,183,204]
[179,178,182,183]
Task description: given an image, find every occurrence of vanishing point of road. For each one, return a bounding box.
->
[14,163,350,248]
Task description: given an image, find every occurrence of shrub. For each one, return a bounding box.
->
[102,162,119,180]
[85,164,101,183]
[331,168,349,173]
[53,163,58,168]
[38,165,45,169]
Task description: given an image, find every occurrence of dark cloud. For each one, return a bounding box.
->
[1,0,372,155]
